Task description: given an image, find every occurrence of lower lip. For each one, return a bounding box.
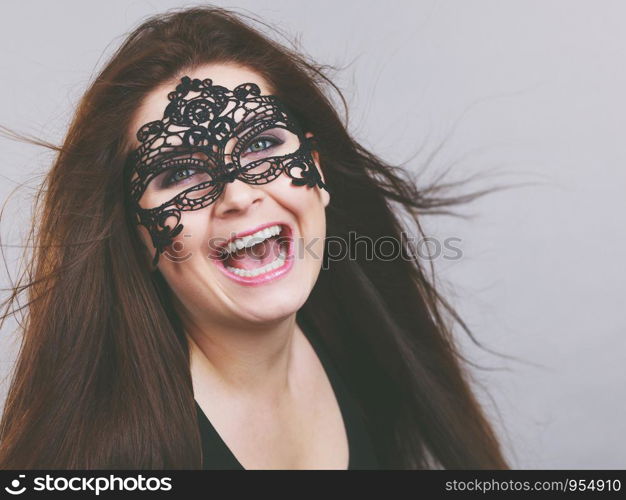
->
[212,226,294,286]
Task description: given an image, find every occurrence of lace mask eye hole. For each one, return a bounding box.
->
[244,136,281,156]
[138,155,216,210]
[236,127,301,173]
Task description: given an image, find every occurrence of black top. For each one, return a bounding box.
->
[195,317,380,470]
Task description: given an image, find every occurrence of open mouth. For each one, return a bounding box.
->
[213,222,294,284]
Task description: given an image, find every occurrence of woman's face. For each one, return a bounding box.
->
[127,62,330,329]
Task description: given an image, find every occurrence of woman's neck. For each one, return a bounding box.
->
[186,314,305,403]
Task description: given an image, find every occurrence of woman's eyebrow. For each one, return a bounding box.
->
[232,106,279,134]
[140,146,217,168]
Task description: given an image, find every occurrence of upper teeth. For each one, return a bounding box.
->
[223,224,283,255]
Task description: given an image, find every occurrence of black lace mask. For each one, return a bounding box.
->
[124,76,330,268]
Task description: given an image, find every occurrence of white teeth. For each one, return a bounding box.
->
[225,249,286,277]
[223,224,283,255]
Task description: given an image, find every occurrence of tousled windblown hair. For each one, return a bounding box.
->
[0,5,510,469]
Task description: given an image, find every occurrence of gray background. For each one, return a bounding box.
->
[1,0,624,468]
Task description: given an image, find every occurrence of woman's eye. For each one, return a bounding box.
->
[244,137,278,155]
[163,167,198,188]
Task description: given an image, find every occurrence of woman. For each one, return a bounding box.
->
[0,6,509,469]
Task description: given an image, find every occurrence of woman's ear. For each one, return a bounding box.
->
[305,132,330,208]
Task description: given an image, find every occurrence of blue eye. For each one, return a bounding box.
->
[244,136,279,155]
[162,166,198,188]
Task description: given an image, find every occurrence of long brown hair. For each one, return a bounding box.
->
[0,5,510,469]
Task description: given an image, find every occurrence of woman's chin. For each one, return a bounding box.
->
[233,296,304,324]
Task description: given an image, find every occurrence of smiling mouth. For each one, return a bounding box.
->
[213,223,294,283]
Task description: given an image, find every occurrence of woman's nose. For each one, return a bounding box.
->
[212,178,263,218]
